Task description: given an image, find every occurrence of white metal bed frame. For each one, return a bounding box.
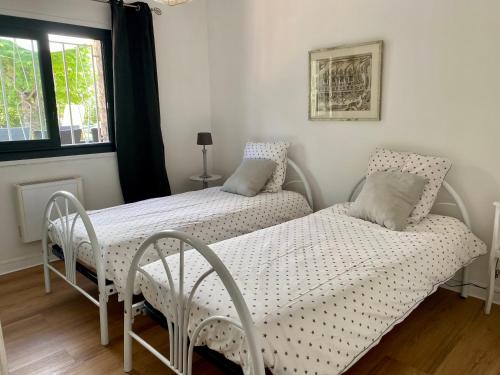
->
[41,158,313,346]
[485,201,500,314]
[41,191,118,345]
[349,177,472,298]
[124,177,475,374]
[284,159,313,210]
[124,230,265,375]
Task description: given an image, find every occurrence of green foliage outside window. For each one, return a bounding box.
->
[51,44,98,126]
[0,38,43,131]
[0,38,98,133]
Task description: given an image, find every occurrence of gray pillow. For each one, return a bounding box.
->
[221,158,277,197]
[347,170,427,231]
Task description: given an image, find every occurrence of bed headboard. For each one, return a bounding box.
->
[348,176,471,229]
[284,158,313,210]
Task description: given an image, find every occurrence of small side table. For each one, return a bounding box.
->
[486,201,500,314]
[0,321,7,375]
[190,174,222,189]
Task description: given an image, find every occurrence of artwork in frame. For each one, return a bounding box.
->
[309,40,383,121]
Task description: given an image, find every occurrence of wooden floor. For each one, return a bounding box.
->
[1,264,500,375]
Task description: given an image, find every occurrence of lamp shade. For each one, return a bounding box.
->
[197,132,213,146]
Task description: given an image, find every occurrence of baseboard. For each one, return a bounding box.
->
[0,253,57,276]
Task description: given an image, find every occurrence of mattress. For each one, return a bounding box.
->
[139,203,486,375]
[49,187,311,297]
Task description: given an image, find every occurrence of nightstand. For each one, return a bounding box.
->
[486,201,500,314]
[190,174,222,189]
[0,321,7,375]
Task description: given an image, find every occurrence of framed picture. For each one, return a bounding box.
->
[309,40,383,121]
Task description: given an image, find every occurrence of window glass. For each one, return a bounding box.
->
[0,36,47,142]
[49,34,109,145]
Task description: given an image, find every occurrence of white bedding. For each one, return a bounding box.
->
[139,203,486,375]
[50,187,311,297]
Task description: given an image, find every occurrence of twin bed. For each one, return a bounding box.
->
[42,158,313,345]
[125,178,485,375]
[41,146,487,375]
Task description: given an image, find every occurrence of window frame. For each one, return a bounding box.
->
[0,15,115,162]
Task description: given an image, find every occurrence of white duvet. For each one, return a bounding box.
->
[139,203,486,375]
[49,187,311,297]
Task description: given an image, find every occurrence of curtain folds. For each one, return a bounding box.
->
[111,0,171,203]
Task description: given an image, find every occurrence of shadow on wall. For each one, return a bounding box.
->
[444,164,500,247]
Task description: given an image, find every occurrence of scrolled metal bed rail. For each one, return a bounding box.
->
[124,230,265,375]
[284,158,313,210]
[349,175,473,298]
[41,191,114,346]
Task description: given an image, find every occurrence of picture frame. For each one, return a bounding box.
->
[309,40,383,121]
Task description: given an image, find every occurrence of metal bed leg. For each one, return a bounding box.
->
[42,238,52,294]
[485,250,498,314]
[43,261,51,294]
[460,265,469,299]
[124,309,133,372]
[485,257,496,314]
[486,203,500,314]
[99,293,109,346]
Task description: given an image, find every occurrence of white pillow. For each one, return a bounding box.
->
[402,153,451,223]
[243,142,289,192]
[366,148,452,223]
[367,148,408,175]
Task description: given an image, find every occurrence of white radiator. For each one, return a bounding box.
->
[15,177,84,243]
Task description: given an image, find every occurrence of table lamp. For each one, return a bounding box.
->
[197,132,212,178]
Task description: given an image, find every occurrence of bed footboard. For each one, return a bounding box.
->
[124,230,265,375]
[41,191,116,346]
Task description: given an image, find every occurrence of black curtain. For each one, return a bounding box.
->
[110,1,171,203]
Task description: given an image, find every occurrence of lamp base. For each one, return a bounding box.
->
[201,147,210,180]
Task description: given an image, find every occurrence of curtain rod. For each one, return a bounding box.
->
[89,0,163,15]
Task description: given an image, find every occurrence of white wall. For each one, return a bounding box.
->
[206,0,500,302]
[0,0,212,273]
[0,154,123,274]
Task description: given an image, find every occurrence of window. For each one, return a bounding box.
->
[0,15,114,161]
